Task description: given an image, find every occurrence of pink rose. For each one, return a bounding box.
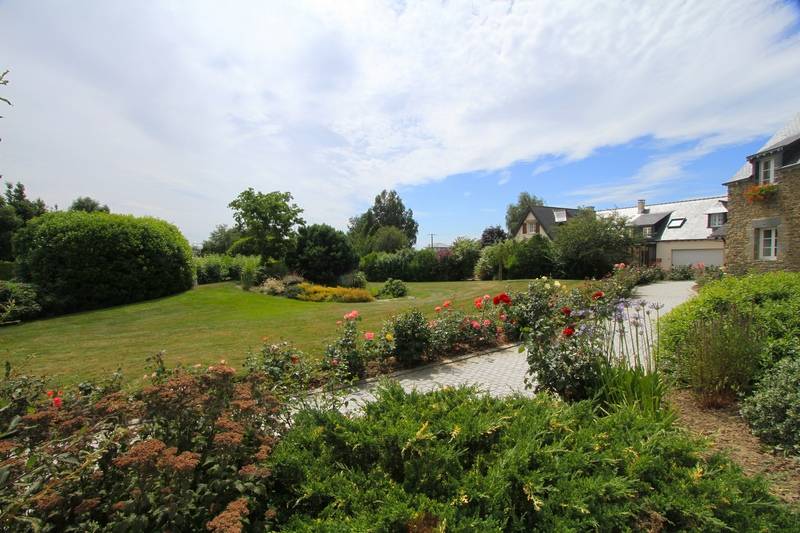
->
[471,320,480,330]
[364,331,375,341]
[483,319,491,327]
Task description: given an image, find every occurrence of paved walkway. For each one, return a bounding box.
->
[342,281,696,410]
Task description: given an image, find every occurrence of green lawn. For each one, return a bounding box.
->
[0,280,578,386]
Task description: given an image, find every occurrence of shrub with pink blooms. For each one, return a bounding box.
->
[323,310,369,378]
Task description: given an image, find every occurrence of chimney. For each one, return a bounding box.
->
[637,199,646,214]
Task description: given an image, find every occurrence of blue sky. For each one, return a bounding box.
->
[405,136,769,245]
[1,1,800,245]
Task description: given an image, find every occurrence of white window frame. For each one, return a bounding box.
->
[708,213,726,228]
[759,157,775,185]
[526,222,536,234]
[642,226,653,238]
[756,227,778,260]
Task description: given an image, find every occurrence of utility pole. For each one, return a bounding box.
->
[429,233,435,249]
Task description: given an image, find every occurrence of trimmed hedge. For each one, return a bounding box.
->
[14,212,193,313]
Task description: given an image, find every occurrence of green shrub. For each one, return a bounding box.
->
[288,224,358,286]
[0,260,14,280]
[596,364,667,418]
[377,277,408,299]
[13,212,193,314]
[226,235,260,256]
[386,309,430,366]
[0,281,41,322]
[337,270,367,289]
[506,235,554,279]
[359,250,412,281]
[267,384,799,531]
[660,272,800,383]
[239,255,261,289]
[741,357,800,455]
[258,258,289,280]
[408,248,439,281]
[674,308,763,406]
[474,244,499,280]
[667,264,694,280]
[694,264,725,287]
[323,312,366,378]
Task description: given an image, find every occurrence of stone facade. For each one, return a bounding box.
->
[725,165,800,273]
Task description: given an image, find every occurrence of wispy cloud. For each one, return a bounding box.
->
[497,169,511,185]
[1,1,799,240]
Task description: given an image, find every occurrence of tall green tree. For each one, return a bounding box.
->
[552,210,637,279]
[4,182,46,222]
[480,225,508,247]
[368,225,408,253]
[505,192,545,234]
[201,224,241,255]
[69,196,110,213]
[228,188,304,261]
[348,190,418,253]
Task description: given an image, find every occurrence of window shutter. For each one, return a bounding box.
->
[521,223,527,234]
[754,229,760,259]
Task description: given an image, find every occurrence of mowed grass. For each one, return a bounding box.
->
[0,280,579,386]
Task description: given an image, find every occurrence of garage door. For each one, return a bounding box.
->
[671,249,724,267]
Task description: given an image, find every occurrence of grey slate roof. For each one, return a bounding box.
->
[728,112,800,183]
[631,212,671,226]
[528,206,581,238]
[597,196,727,241]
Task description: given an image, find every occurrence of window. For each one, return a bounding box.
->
[708,213,727,228]
[667,218,686,229]
[526,222,536,234]
[759,158,776,185]
[642,226,653,238]
[553,209,567,223]
[756,227,778,260]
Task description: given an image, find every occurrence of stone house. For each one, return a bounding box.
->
[512,206,580,240]
[598,197,727,270]
[718,113,800,273]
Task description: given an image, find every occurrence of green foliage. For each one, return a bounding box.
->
[13,211,193,314]
[323,314,366,378]
[348,189,419,250]
[0,181,44,261]
[385,309,430,366]
[288,223,357,286]
[377,278,408,299]
[675,308,763,406]
[596,364,668,419]
[359,250,411,281]
[667,264,694,280]
[0,204,21,261]
[194,254,260,284]
[68,196,109,213]
[660,272,800,383]
[450,237,481,279]
[337,270,367,289]
[239,256,261,289]
[505,191,545,234]
[368,225,409,253]
[228,188,304,261]
[741,357,800,456]
[694,264,725,287]
[474,244,500,280]
[0,359,287,532]
[480,225,507,247]
[201,224,241,255]
[226,235,261,256]
[0,260,14,280]
[0,281,40,322]
[552,211,636,279]
[408,248,439,281]
[506,235,554,279]
[268,384,799,531]
[4,182,46,223]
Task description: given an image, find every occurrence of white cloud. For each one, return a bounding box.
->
[497,169,511,185]
[1,0,800,241]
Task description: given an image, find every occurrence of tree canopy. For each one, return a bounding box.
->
[552,210,637,279]
[369,225,408,253]
[348,190,418,254]
[201,224,241,255]
[288,223,358,285]
[480,225,508,247]
[505,192,545,234]
[69,196,110,213]
[228,189,304,261]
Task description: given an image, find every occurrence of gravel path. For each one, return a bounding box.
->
[341,281,697,410]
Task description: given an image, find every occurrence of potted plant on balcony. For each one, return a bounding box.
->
[744,183,778,204]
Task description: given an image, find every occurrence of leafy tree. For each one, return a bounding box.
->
[348,190,418,252]
[507,235,554,279]
[69,196,110,213]
[0,202,21,260]
[552,210,637,279]
[201,224,241,255]
[288,224,358,285]
[228,189,304,262]
[450,237,481,279]
[480,225,508,247]
[369,225,408,253]
[4,182,46,222]
[505,192,545,234]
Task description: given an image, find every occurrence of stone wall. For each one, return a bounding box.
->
[725,165,800,273]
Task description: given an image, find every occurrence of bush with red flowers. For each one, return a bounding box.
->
[0,352,289,532]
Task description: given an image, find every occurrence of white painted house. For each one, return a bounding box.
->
[597,197,728,269]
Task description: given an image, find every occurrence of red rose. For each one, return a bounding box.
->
[560,306,572,316]
[290,355,299,365]
[592,291,605,300]
[562,326,575,337]
[46,390,55,398]
[52,397,63,408]
[331,359,339,367]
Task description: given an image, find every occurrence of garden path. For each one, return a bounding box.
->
[341,280,696,411]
